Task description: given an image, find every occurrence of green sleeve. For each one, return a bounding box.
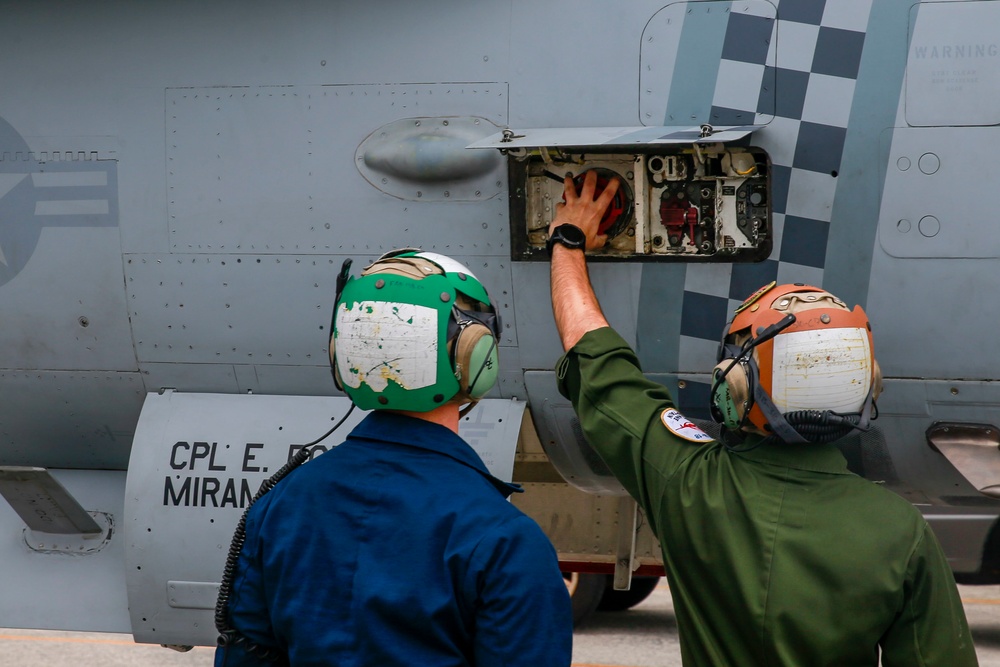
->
[880,523,979,666]
[555,327,688,506]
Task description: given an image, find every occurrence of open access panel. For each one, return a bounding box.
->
[470,124,771,262]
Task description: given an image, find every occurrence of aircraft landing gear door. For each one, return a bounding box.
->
[468,125,771,262]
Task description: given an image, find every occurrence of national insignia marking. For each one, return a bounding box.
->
[660,408,714,443]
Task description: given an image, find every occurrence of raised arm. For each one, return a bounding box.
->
[548,170,620,350]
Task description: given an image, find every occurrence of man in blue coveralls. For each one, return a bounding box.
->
[215,249,572,666]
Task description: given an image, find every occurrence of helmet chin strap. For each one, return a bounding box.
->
[747,360,808,444]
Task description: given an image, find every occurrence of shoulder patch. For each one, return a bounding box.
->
[660,409,714,443]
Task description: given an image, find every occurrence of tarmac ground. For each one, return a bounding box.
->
[3,583,1000,666]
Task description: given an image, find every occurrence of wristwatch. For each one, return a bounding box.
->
[546,224,587,257]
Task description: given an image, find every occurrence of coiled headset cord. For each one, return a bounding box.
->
[783,405,879,443]
[726,404,880,453]
[214,403,357,662]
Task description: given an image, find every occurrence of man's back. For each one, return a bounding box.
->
[657,436,969,665]
[556,326,977,666]
[218,411,571,666]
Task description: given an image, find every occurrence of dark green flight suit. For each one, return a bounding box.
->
[557,327,978,667]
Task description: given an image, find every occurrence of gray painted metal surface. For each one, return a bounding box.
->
[0,469,130,633]
[904,1,1000,127]
[524,370,628,497]
[0,371,145,469]
[879,127,1000,258]
[0,467,102,534]
[166,85,507,250]
[471,125,762,149]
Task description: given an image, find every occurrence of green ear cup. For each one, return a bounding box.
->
[466,333,499,399]
[713,376,744,430]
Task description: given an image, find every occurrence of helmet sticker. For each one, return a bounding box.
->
[660,409,714,443]
[335,300,438,392]
[414,251,480,281]
[770,327,872,414]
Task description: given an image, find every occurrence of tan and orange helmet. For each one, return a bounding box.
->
[709,282,882,444]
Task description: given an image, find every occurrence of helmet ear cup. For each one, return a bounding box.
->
[711,359,751,430]
[453,322,498,399]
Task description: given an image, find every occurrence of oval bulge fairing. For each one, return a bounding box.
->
[357,116,502,198]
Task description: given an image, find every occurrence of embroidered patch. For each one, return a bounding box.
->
[660,409,714,443]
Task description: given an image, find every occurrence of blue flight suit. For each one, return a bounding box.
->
[215,411,571,667]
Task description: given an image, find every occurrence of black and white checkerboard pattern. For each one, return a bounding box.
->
[676,0,873,416]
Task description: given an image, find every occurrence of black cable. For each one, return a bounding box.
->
[215,403,357,662]
[711,314,797,431]
[466,335,497,396]
[783,409,870,444]
[329,259,353,392]
[724,410,870,451]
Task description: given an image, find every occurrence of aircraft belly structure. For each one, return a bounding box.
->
[1,0,1000,644]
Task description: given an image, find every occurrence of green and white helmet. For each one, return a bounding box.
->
[329,249,500,412]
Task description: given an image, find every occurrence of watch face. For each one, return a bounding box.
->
[547,223,587,257]
[559,224,586,245]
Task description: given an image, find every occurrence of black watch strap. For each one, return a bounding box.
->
[546,224,587,257]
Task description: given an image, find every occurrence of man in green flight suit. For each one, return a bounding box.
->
[547,170,978,666]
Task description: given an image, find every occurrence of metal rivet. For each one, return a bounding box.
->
[820,314,831,324]
[440,292,451,302]
[433,394,445,403]
[375,279,385,289]
[378,396,389,405]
